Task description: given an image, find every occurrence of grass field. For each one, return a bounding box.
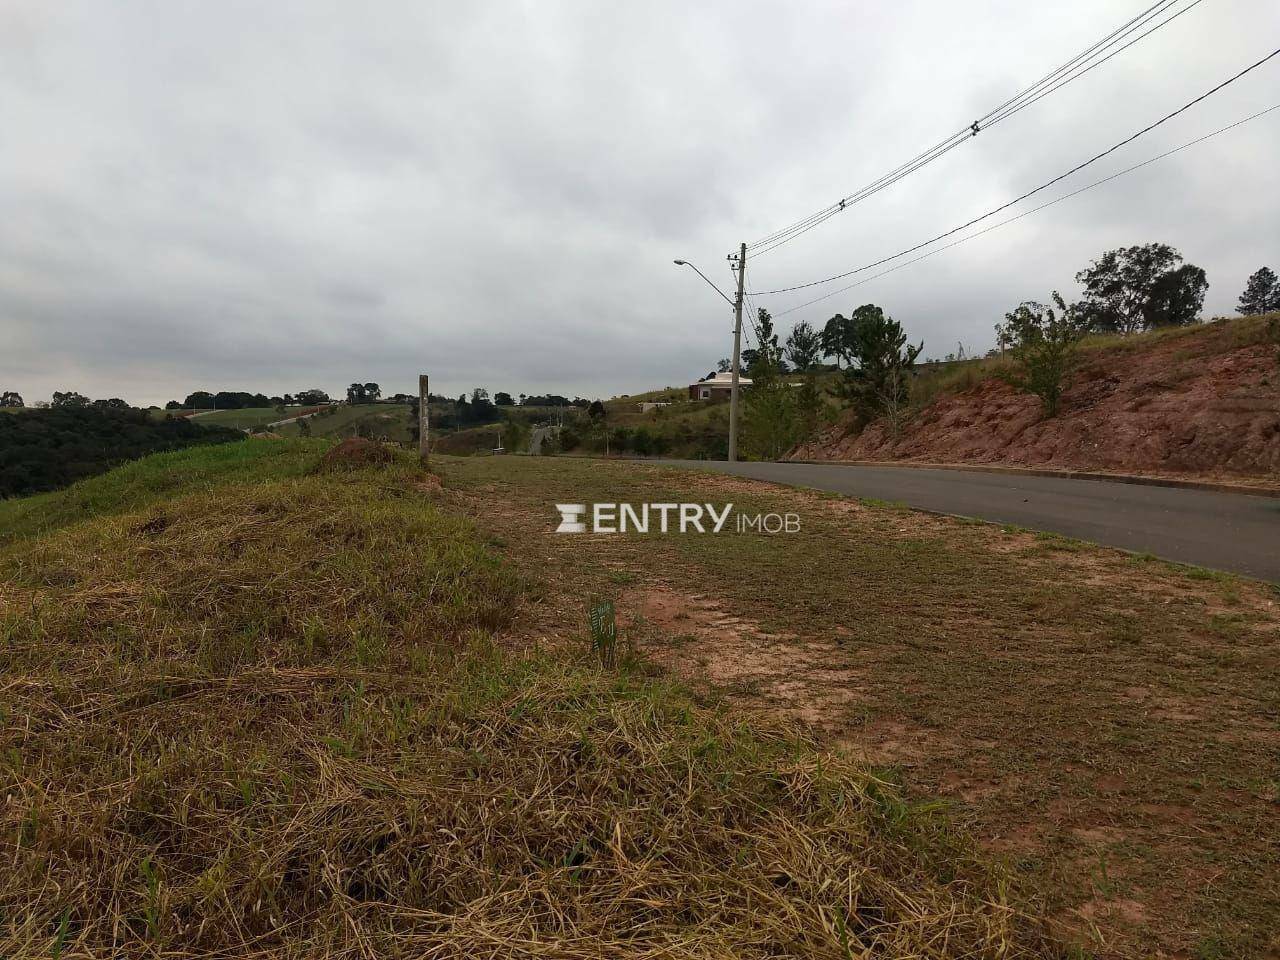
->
[440,455,1280,958]
[147,407,213,420]
[275,403,414,442]
[187,406,330,430]
[0,439,1051,957]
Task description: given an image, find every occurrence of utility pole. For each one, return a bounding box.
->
[728,241,747,463]
[672,254,742,462]
[418,374,430,461]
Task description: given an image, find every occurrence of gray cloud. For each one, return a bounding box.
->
[2,0,1278,406]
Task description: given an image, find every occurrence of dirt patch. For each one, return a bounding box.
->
[621,584,867,728]
[315,437,396,471]
[795,315,1280,480]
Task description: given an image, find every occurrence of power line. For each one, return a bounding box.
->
[744,0,1206,259]
[770,101,1280,319]
[750,45,1280,297]
[745,0,1190,256]
[982,0,1208,129]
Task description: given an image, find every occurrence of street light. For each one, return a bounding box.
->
[672,260,734,308]
[674,250,747,462]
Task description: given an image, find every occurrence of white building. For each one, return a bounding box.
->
[688,371,752,400]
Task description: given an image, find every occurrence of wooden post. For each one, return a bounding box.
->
[418,374,430,461]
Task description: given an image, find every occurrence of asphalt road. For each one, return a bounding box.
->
[657,460,1280,583]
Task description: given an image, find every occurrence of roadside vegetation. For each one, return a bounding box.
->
[0,440,1054,958]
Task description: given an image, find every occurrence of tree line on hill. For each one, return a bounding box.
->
[166,388,333,410]
[0,407,244,498]
[701,242,1280,456]
[4,383,610,418]
[0,391,134,410]
[714,243,1274,381]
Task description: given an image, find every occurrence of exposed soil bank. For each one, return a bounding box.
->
[793,316,1280,481]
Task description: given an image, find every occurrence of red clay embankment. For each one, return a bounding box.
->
[792,315,1280,484]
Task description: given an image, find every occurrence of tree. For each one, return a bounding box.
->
[833,307,922,434]
[742,308,802,460]
[631,427,655,456]
[998,292,1085,417]
[346,383,367,404]
[183,391,214,409]
[1237,267,1279,316]
[213,391,253,410]
[794,369,824,441]
[494,391,515,406]
[363,382,381,402]
[742,308,789,376]
[784,321,823,372]
[470,388,497,422]
[587,399,606,421]
[1145,264,1208,329]
[91,398,130,410]
[51,391,90,408]
[821,314,855,367]
[1,391,23,407]
[1074,243,1206,333]
[296,388,329,405]
[716,358,732,373]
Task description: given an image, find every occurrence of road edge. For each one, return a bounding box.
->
[786,459,1280,500]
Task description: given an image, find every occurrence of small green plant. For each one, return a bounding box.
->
[51,908,71,959]
[139,856,161,939]
[1091,852,1117,898]
[1194,935,1228,960]
[587,597,619,668]
[996,292,1085,417]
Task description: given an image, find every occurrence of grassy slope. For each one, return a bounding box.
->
[275,403,415,442]
[147,408,214,420]
[0,441,1047,958]
[441,455,1280,958]
[0,439,327,543]
[186,407,287,430]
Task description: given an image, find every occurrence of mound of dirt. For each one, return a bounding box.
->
[316,436,396,470]
[794,316,1280,479]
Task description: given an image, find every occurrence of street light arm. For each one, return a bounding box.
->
[673,259,735,308]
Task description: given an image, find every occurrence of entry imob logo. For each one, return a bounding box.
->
[554,504,588,534]
[553,502,799,534]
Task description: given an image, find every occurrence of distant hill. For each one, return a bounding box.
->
[0,406,244,498]
[794,313,1280,481]
[275,403,415,442]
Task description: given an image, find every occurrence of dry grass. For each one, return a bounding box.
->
[441,454,1280,958]
[0,441,1055,958]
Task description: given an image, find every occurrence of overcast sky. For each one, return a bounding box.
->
[2,0,1278,406]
